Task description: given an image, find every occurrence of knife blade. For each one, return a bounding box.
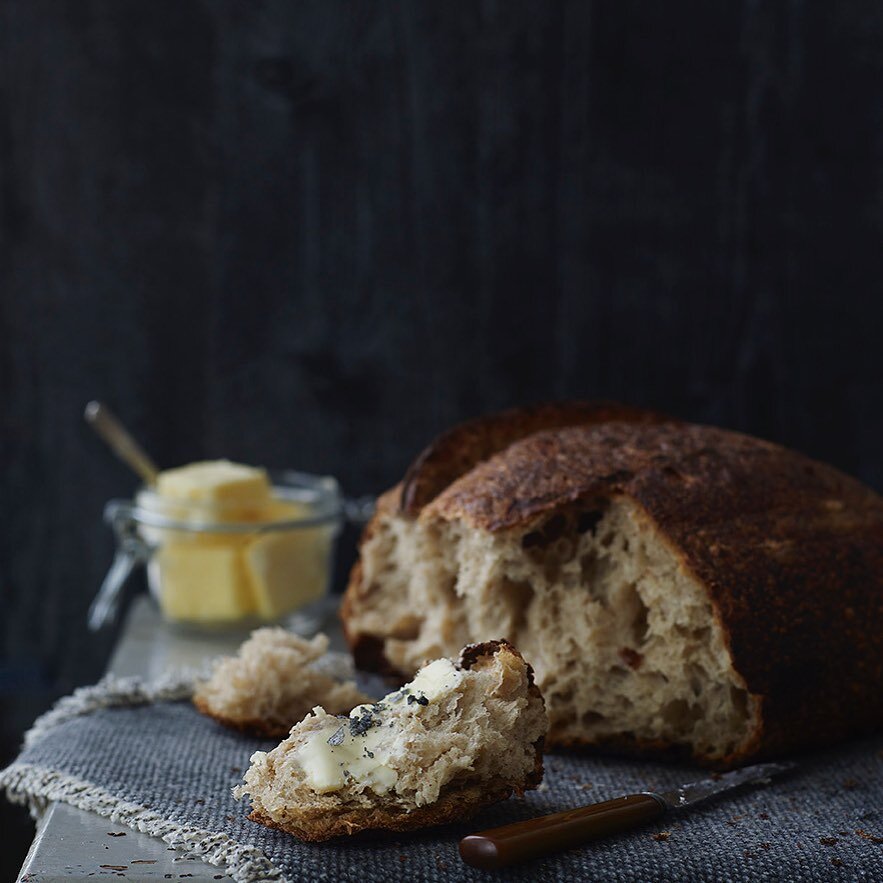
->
[459,760,795,870]
[654,760,795,809]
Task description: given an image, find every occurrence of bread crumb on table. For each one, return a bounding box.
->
[856,828,883,843]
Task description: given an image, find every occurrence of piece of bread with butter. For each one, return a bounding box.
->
[194,629,368,738]
[236,640,547,840]
[341,402,883,767]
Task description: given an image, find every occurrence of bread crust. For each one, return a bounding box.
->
[399,400,671,514]
[344,411,883,765]
[248,781,516,842]
[192,694,292,740]
[247,640,545,841]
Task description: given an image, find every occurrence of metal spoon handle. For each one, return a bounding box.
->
[84,401,159,486]
[459,792,667,870]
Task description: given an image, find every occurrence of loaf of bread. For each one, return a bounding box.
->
[193,628,368,738]
[236,640,547,840]
[341,403,883,767]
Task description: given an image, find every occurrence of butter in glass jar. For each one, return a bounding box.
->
[98,462,343,630]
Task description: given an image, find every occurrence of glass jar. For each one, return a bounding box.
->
[91,471,345,632]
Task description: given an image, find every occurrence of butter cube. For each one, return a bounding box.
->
[245,524,331,619]
[154,542,255,622]
[260,498,311,522]
[145,468,333,624]
[156,460,272,523]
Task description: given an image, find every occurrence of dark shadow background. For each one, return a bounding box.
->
[2,1,882,875]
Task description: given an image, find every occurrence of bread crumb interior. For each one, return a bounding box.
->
[350,496,757,761]
[194,628,367,733]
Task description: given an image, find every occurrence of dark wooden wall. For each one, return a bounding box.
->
[2,0,883,869]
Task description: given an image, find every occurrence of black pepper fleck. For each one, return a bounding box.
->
[350,710,380,736]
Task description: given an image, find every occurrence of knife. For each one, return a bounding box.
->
[459,760,795,870]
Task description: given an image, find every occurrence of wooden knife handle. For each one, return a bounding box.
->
[459,792,667,870]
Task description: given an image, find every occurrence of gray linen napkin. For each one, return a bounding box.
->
[2,676,881,882]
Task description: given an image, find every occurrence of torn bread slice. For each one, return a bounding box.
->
[193,628,368,738]
[235,640,547,841]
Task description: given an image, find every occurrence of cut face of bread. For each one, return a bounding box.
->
[193,628,368,738]
[236,641,547,841]
[350,498,755,763]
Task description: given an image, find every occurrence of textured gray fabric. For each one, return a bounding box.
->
[2,691,882,882]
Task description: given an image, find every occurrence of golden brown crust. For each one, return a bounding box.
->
[248,782,516,842]
[247,640,546,841]
[425,421,883,762]
[400,401,672,515]
[192,694,292,740]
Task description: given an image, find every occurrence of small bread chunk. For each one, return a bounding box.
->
[235,640,547,841]
[193,629,368,738]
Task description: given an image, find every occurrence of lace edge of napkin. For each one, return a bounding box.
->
[22,647,362,750]
[23,672,198,749]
